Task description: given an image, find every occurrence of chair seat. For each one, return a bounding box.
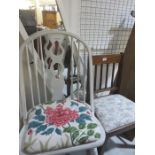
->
[94,94,135,133]
[21,99,103,154]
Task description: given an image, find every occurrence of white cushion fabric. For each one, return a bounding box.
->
[94,94,135,132]
[22,98,103,154]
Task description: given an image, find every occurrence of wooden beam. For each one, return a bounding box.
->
[92,54,122,65]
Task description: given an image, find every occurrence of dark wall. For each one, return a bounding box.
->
[19,10,37,35]
[119,25,135,101]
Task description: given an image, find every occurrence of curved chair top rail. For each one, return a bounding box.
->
[20,30,90,52]
[19,30,94,122]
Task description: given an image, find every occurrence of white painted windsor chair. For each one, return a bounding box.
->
[19,30,105,155]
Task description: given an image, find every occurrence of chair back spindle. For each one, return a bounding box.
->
[26,45,35,107]
[31,41,41,104]
[39,36,48,102]
[92,54,123,96]
[20,30,94,122]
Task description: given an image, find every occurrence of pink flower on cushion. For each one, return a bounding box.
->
[44,104,79,127]
[44,107,54,115]
[27,129,33,135]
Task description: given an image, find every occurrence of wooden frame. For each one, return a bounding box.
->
[93,53,123,94]
[92,53,135,155]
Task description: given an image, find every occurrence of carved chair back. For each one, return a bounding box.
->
[92,53,123,97]
[20,30,94,122]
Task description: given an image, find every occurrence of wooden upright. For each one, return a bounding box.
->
[119,25,135,102]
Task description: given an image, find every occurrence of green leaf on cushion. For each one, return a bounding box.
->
[36,125,47,134]
[45,100,55,105]
[64,127,77,133]
[95,133,101,138]
[63,127,71,133]
[35,109,42,115]
[87,130,94,136]
[70,127,78,133]
[78,136,89,144]
[55,128,62,135]
[28,121,42,129]
[72,130,79,140]
[79,123,86,129]
[87,123,97,129]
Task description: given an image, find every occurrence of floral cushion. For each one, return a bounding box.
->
[22,99,102,154]
[94,94,135,132]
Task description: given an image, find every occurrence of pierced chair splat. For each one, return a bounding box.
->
[19,30,106,155]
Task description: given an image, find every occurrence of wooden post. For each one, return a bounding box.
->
[119,25,135,102]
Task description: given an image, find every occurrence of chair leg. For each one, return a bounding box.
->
[86,148,98,155]
[98,138,108,155]
[117,136,135,149]
[99,144,105,155]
